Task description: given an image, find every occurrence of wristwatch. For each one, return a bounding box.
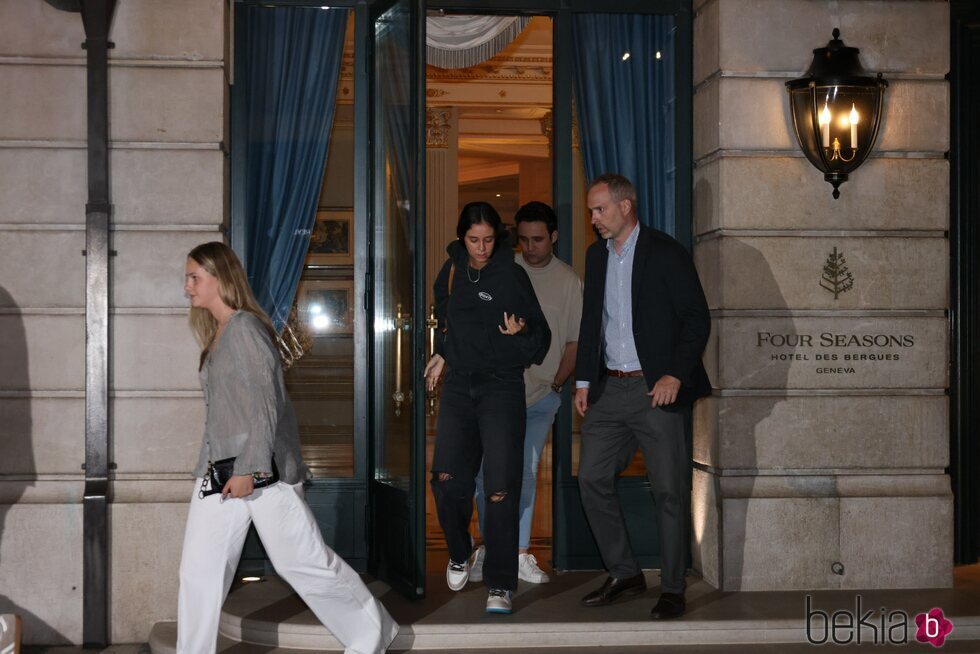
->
[551,381,563,394]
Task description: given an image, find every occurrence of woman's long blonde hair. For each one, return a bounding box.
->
[187,241,277,369]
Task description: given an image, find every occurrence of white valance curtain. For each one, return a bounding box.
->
[426,15,531,69]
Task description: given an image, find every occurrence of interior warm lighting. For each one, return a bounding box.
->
[655,51,662,59]
[849,103,859,148]
[818,102,831,147]
[241,576,262,583]
[621,51,630,61]
[495,193,501,197]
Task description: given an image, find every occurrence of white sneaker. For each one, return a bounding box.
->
[518,552,551,583]
[446,559,469,591]
[469,544,486,583]
[486,588,513,614]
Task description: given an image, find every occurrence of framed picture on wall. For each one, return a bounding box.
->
[296,279,354,335]
[308,209,353,266]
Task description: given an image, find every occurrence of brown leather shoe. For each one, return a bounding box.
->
[580,573,647,607]
[649,592,686,619]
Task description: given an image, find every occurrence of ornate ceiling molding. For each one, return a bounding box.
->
[426,55,552,83]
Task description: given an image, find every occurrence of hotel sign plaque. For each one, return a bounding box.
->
[713,317,946,389]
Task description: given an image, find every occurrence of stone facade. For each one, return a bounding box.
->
[0,0,224,643]
[0,0,955,646]
[691,0,952,590]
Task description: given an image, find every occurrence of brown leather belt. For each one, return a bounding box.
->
[606,368,644,378]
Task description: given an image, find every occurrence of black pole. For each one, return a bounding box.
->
[79,0,116,646]
[950,0,980,566]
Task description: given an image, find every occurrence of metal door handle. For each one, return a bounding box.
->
[393,303,411,417]
[425,303,438,416]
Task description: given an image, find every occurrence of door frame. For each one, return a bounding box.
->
[950,0,980,566]
[364,0,429,598]
[229,0,694,581]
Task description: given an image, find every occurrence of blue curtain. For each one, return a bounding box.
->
[573,14,676,235]
[240,7,347,330]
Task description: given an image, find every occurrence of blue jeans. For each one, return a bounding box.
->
[475,390,562,550]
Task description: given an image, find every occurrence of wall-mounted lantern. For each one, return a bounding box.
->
[786,29,888,199]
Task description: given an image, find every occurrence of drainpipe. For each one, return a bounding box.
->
[45,0,118,645]
[79,0,116,646]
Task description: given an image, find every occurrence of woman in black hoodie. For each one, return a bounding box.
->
[424,202,550,614]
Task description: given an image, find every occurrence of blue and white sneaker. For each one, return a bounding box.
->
[486,588,513,614]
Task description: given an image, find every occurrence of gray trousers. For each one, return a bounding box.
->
[578,376,688,594]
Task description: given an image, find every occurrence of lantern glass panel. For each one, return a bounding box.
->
[789,84,881,176]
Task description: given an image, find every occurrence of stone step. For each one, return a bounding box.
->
[149,571,980,652]
[146,619,980,654]
[144,625,980,654]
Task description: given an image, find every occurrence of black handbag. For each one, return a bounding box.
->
[199,456,280,498]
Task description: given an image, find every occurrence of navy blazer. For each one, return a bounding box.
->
[575,224,712,410]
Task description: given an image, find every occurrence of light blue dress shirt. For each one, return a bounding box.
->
[602,223,642,372]
[577,223,642,389]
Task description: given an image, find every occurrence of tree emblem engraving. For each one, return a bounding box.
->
[820,247,854,300]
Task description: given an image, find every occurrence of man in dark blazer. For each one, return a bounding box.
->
[574,173,711,620]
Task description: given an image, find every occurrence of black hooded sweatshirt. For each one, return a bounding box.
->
[433,232,551,374]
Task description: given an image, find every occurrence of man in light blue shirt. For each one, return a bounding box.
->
[574,174,712,620]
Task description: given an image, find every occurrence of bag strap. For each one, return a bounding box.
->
[441,264,455,335]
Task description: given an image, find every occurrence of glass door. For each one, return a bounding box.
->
[368,0,427,598]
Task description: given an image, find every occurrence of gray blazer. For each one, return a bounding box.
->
[192,311,309,484]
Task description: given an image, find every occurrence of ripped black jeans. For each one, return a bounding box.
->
[431,368,526,591]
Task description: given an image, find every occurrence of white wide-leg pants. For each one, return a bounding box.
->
[177,480,398,654]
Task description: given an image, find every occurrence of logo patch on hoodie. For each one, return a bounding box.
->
[478,291,493,302]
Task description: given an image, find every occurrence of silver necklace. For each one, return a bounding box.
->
[467,266,481,283]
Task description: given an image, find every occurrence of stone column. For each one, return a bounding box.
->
[517,113,551,209]
[425,106,459,312]
[691,0,951,590]
[519,159,553,207]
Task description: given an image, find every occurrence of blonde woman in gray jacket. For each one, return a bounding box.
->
[177,241,397,654]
